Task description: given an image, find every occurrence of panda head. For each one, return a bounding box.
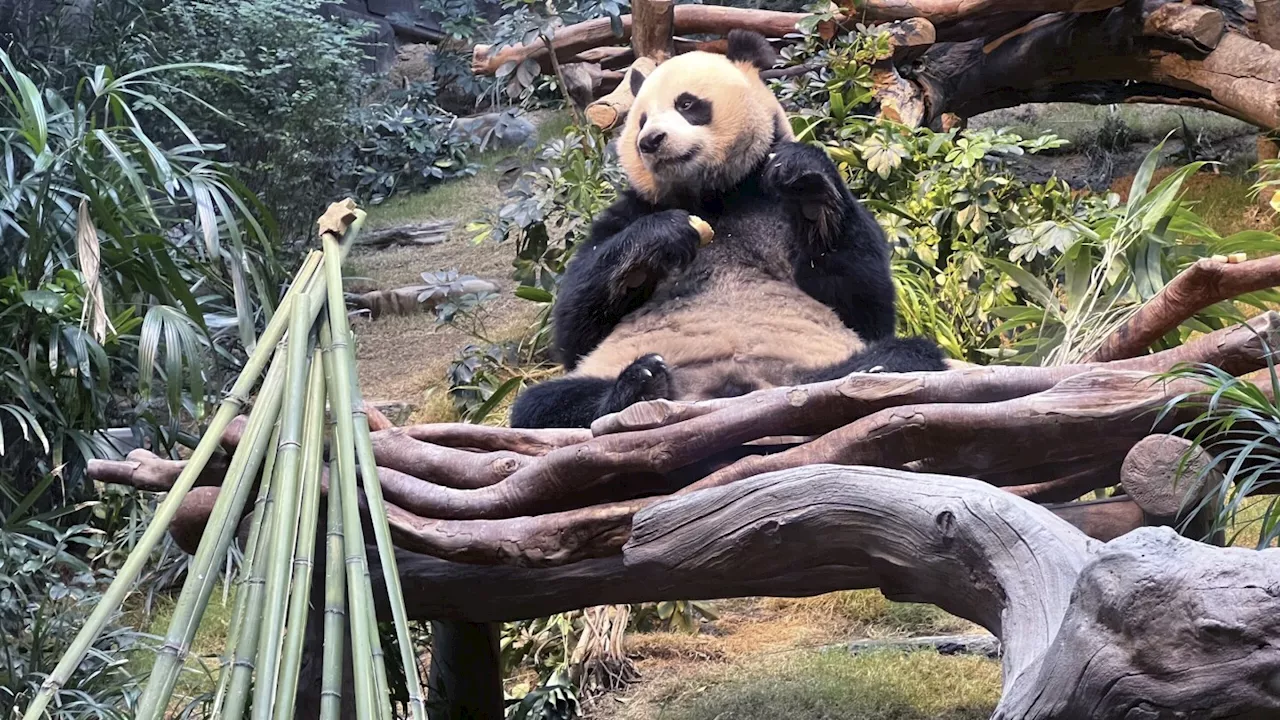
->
[618,30,793,203]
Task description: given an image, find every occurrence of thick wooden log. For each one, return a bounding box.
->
[1120,434,1220,521]
[356,221,452,248]
[1259,0,1280,50]
[631,0,674,60]
[279,466,1280,720]
[346,278,499,320]
[1041,496,1144,542]
[585,57,657,130]
[916,9,1280,130]
[1143,3,1226,51]
[1088,256,1280,362]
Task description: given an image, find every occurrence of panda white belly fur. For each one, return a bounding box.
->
[573,206,864,400]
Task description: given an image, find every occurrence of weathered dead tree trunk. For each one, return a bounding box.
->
[1088,255,1280,362]
[473,0,1280,133]
[301,466,1280,719]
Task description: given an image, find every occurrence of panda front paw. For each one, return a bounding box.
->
[599,354,674,415]
[762,143,846,247]
[610,210,701,293]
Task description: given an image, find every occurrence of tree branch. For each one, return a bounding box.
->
[1088,256,1280,362]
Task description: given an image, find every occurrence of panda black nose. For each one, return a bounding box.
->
[638,131,665,154]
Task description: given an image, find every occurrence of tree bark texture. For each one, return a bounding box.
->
[472,0,1280,131]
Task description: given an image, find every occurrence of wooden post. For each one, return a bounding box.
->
[630,0,675,60]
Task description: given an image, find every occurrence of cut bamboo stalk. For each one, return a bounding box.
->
[345,317,428,716]
[319,315,381,720]
[274,350,327,720]
[135,346,293,718]
[211,418,282,718]
[320,416,348,720]
[20,249,321,720]
[251,295,316,718]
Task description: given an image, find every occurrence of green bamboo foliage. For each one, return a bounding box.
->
[274,351,328,720]
[22,203,432,720]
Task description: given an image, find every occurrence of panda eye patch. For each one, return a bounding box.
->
[674,93,711,125]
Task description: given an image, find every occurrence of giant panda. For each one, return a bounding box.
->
[510,30,946,430]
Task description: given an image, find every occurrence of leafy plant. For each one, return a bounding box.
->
[1,48,278,512]
[340,82,478,205]
[506,668,580,720]
[631,600,719,634]
[139,0,374,236]
[0,521,147,719]
[1156,357,1280,548]
[987,142,1280,365]
[1254,154,1280,215]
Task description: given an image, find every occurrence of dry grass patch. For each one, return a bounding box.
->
[603,649,1000,720]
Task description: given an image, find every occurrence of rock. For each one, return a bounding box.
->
[388,42,435,88]
[454,110,537,150]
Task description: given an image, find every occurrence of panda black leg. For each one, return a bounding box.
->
[800,336,948,383]
[510,354,674,429]
[598,354,673,416]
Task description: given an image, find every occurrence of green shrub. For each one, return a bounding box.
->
[340,82,478,205]
[1,46,277,716]
[0,523,147,719]
[142,0,373,235]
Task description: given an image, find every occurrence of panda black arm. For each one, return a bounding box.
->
[552,194,701,369]
[763,142,897,341]
[794,200,898,341]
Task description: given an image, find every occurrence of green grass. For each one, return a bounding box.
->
[784,590,975,637]
[972,103,1254,148]
[651,650,1000,720]
[362,154,505,229]
[1181,174,1271,236]
[125,583,239,708]
[364,109,575,231]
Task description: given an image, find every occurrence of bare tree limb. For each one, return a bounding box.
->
[1088,256,1280,362]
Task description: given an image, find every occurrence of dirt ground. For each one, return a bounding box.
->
[347,171,541,423]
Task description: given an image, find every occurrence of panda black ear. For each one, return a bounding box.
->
[725,30,776,72]
[629,65,647,97]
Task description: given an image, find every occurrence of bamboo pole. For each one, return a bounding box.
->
[319,415,348,720]
[319,315,380,720]
[274,351,327,720]
[19,250,322,720]
[211,418,282,718]
[343,305,428,717]
[134,344,293,718]
[251,296,316,718]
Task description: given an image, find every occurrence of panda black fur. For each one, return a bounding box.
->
[510,30,946,429]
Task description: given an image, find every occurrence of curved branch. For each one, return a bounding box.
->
[1089,256,1280,362]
